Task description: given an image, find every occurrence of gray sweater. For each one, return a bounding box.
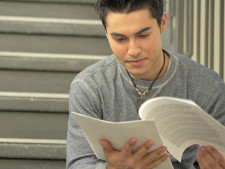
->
[67,50,225,169]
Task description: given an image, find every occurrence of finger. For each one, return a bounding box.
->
[197,146,214,169]
[147,152,170,168]
[144,145,168,163]
[98,139,114,153]
[197,146,223,169]
[202,147,222,169]
[122,137,137,155]
[133,139,154,160]
[206,145,225,168]
[197,147,207,169]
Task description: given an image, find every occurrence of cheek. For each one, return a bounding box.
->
[152,33,162,47]
[110,45,127,65]
[143,36,161,52]
[109,41,127,57]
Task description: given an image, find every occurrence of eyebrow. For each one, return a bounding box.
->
[135,27,151,35]
[110,27,151,37]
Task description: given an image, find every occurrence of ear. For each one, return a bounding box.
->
[160,12,167,33]
[105,30,108,39]
[105,30,109,40]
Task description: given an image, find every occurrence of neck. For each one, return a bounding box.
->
[157,51,170,80]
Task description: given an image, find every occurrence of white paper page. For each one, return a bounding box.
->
[73,112,174,169]
[139,97,225,162]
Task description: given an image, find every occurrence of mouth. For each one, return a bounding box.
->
[126,58,146,67]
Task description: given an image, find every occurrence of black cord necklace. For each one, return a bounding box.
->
[126,50,166,106]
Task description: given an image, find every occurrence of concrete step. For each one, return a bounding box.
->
[0,92,68,139]
[0,51,105,72]
[0,33,111,55]
[0,110,68,139]
[0,16,105,37]
[0,52,104,93]
[0,1,98,20]
[0,159,65,169]
[5,0,95,5]
[0,69,75,93]
[0,139,66,158]
[0,92,68,112]
[0,138,66,169]
[5,0,93,4]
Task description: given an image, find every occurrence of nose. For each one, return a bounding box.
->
[127,40,141,57]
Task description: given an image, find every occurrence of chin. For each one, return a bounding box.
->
[129,72,144,78]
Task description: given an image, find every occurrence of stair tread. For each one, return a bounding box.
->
[0,159,65,169]
[0,51,105,71]
[0,91,69,98]
[0,138,66,144]
[0,92,69,112]
[0,138,66,159]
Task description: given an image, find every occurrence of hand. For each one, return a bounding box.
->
[197,145,225,169]
[98,137,170,169]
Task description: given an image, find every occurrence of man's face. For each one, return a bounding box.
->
[105,8,167,81]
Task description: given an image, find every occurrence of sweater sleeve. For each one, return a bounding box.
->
[66,79,107,169]
[203,79,225,126]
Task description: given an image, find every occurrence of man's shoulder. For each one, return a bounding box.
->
[73,54,118,82]
[170,51,222,82]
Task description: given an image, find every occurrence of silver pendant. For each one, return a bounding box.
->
[138,97,147,107]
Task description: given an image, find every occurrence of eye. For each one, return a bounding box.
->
[113,36,127,42]
[138,34,149,38]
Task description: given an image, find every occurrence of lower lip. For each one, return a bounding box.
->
[128,59,145,67]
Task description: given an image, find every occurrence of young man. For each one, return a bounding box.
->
[66,0,225,169]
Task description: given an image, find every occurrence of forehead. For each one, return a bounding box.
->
[105,9,155,33]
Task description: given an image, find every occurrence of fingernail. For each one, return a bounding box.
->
[161,146,167,151]
[166,152,170,157]
[130,137,137,145]
[145,140,153,149]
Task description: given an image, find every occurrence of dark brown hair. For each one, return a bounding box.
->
[94,0,165,29]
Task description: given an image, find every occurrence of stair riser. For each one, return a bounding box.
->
[0,20,105,37]
[8,0,93,3]
[0,33,111,55]
[0,70,76,93]
[0,96,68,112]
[0,111,68,139]
[0,1,98,20]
